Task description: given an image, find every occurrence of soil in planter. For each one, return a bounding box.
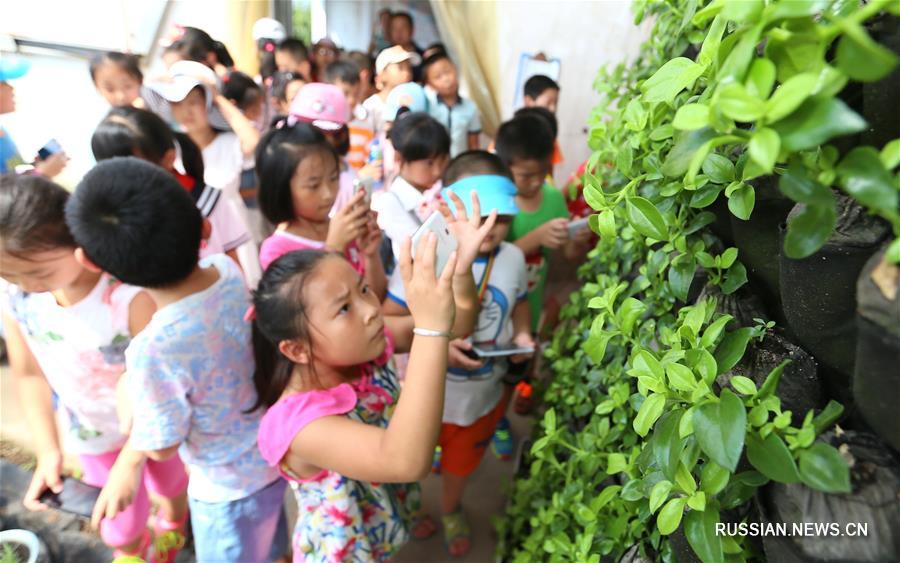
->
[1,541,33,563]
[730,175,795,329]
[757,430,900,563]
[697,282,769,331]
[719,331,823,425]
[779,193,891,403]
[853,246,900,452]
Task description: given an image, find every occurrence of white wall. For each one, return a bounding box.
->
[495,0,652,183]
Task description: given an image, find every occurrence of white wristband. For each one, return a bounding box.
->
[413,327,451,338]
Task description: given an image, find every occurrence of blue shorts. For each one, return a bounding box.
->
[189,478,289,562]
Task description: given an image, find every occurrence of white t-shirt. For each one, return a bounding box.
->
[386,242,528,426]
[372,176,436,262]
[195,184,252,257]
[202,132,262,287]
[363,93,386,138]
[3,275,142,454]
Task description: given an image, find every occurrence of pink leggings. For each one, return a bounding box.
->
[79,449,189,547]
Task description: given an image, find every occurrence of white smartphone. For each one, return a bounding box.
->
[411,211,458,277]
[472,343,536,358]
[353,177,374,204]
[567,217,590,238]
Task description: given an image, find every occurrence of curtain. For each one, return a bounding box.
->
[429,0,502,136]
[227,0,269,77]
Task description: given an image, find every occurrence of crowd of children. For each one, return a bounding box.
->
[0,11,593,563]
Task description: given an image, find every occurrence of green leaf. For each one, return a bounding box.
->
[779,165,834,205]
[624,99,648,131]
[766,0,831,19]
[722,0,762,21]
[634,393,667,437]
[880,139,900,170]
[888,238,900,264]
[650,124,676,141]
[698,14,728,68]
[607,452,628,474]
[585,332,614,364]
[727,184,755,220]
[749,128,780,173]
[718,83,766,122]
[617,145,634,176]
[632,349,665,380]
[649,480,673,513]
[702,154,736,184]
[783,203,837,259]
[663,128,718,177]
[812,400,844,434]
[592,485,621,512]
[836,147,899,214]
[765,73,818,122]
[746,432,801,483]
[836,22,900,82]
[544,408,557,434]
[673,103,711,130]
[686,349,719,385]
[667,363,697,392]
[685,507,725,563]
[626,197,669,240]
[721,262,748,295]
[668,259,697,302]
[701,461,731,495]
[641,57,705,103]
[693,390,747,472]
[701,315,733,349]
[617,297,648,335]
[720,247,738,269]
[653,411,685,480]
[597,210,616,239]
[749,404,769,427]
[679,406,695,438]
[772,98,867,152]
[730,376,758,396]
[690,185,723,208]
[798,442,851,493]
[687,491,707,511]
[657,497,687,535]
[713,328,753,374]
[746,58,776,99]
[584,184,605,210]
[757,359,789,399]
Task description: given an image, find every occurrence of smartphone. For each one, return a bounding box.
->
[354,176,374,204]
[37,139,62,161]
[567,217,590,238]
[472,343,536,358]
[411,211,458,277]
[38,476,102,519]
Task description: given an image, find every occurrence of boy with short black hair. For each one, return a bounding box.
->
[423,53,481,158]
[523,74,560,114]
[65,157,289,562]
[275,37,311,80]
[363,45,413,137]
[325,59,376,172]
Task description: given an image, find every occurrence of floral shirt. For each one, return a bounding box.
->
[3,275,141,454]
[258,332,419,562]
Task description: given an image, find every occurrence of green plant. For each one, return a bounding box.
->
[0,544,22,563]
[497,0,897,561]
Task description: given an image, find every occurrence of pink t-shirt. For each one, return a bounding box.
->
[259,229,365,274]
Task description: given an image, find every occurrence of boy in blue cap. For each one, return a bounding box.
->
[383,151,534,557]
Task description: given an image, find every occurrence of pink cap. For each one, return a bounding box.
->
[288,82,349,131]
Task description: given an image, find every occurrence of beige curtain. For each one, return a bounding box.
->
[430,0,502,136]
[227,0,270,76]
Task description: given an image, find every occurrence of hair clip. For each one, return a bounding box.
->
[243,304,257,322]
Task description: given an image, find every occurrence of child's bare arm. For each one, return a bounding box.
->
[509,299,536,363]
[128,291,156,336]
[514,218,569,256]
[214,93,261,157]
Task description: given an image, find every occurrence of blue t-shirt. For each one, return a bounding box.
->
[0,126,24,174]
[126,254,278,502]
[427,94,481,158]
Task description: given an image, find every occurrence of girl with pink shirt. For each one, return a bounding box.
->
[256,120,387,299]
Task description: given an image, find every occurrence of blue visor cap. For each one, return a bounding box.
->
[383,82,428,121]
[442,175,519,218]
[0,57,30,82]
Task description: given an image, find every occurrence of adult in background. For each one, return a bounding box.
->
[389,11,424,81]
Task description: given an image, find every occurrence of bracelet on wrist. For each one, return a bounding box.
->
[413,327,451,338]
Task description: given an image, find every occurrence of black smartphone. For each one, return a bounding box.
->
[38,476,102,518]
[37,138,62,161]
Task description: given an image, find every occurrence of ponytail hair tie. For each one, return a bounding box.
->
[243,304,257,322]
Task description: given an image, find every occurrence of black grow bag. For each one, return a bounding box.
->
[778,194,890,402]
[757,431,900,563]
[853,246,900,452]
[862,14,900,149]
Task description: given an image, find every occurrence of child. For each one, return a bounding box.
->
[91,106,250,271]
[372,111,449,263]
[256,121,386,299]
[145,60,263,285]
[276,38,312,80]
[254,189,495,561]
[523,74,560,114]
[346,51,377,102]
[362,46,413,137]
[163,26,235,76]
[270,71,307,119]
[89,51,144,108]
[311,38,339,81]
[324,60,376,173]
[423,53,481,158]
[64,158,289,562]
[0,174,189,562]
[496,114,587,332]
[383,164,534,557]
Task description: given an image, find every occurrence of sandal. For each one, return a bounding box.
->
[441,508,472,558]
[150,513,188,563]
[410,511,438,540]
[112,529,151,563]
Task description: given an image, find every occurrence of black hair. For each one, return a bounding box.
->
[391,11,414,29]
[91,106,206,202]
[0,174,76,259]
[324,60,360,85]
[258,39,279,80]
[255,122,338,224]
[425,42,447,55]
[89,51,143,84]
[277,38,309,62]
[495,114,555,165]
[168,27,235,68]
[422,52,453,83]
[388,112,450,162]
[65,157,202,288]
[514,106,558,138]
[321,125,350,157]
[249,249,332,411]
[221,71,263,111]
[443,150,512,185]
[523,74,560,100]
[347,51,373,74]
[271,71,305,103]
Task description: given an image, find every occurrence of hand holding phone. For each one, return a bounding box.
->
[567,217,590,238]
[411,211,458,278]
[327,190,370,251]
[38,476,102,519]
[37,139,62,161]
[353,177,374,204]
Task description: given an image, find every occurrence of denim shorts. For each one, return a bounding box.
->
[188,478,289,562]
